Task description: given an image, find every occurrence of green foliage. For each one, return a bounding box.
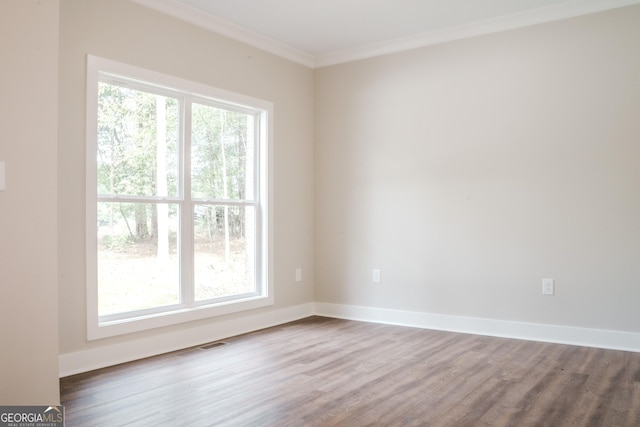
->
[97,82,179,199]
[101,232,134,251]
[97,82,179,239]
[191,103,250,200]
[97,82,252,241]
[191,103,252,239]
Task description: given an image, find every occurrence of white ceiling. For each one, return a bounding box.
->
[133,0,640,67]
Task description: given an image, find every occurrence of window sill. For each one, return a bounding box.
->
[88,294,273,340]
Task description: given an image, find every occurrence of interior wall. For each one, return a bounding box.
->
[0,1,60,404]
[58,0,314,357]
[314,5,640,333]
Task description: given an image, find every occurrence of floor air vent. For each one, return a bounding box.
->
[199,342,227,350]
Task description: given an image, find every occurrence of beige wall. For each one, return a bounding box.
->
[58,0,314,356]
[0,1,60,404]
[315,6,640,332]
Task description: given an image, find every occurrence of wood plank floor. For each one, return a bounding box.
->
[60,316,640,426]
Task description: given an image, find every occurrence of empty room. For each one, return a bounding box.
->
[2,0,640,425]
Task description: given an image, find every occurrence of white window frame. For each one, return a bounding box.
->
[86,55,273,340]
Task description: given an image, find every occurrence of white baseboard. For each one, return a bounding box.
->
[59,303,314,377]
[314,302,640,353]
[60,301,640,377]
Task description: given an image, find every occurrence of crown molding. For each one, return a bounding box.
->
[133,0,640,69]
[315,0,640,67]
[131,0,315,68]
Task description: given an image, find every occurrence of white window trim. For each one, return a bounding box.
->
[85,55,274,340]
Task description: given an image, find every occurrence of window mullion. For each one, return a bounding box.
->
[181,98,195,304]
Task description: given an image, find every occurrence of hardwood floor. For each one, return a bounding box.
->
[60,316,640,426]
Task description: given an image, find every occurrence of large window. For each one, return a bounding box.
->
[86,56,272,339]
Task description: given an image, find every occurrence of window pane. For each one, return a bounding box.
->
[98,202,179,316]
[193,205,255,301]
[191,103,255,201]
[97,82,179,197]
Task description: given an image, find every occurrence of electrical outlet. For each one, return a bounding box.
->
[295,268,302,282]
[542,278,554,295]
[0,161,5,191]
[373,269,381,283]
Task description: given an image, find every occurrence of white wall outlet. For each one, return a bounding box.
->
[373,269,381,283]
[542,278,555,295]
[0,161,5,191]
[295,268,302,282]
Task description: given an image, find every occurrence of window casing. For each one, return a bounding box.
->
[86,56,273,340]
